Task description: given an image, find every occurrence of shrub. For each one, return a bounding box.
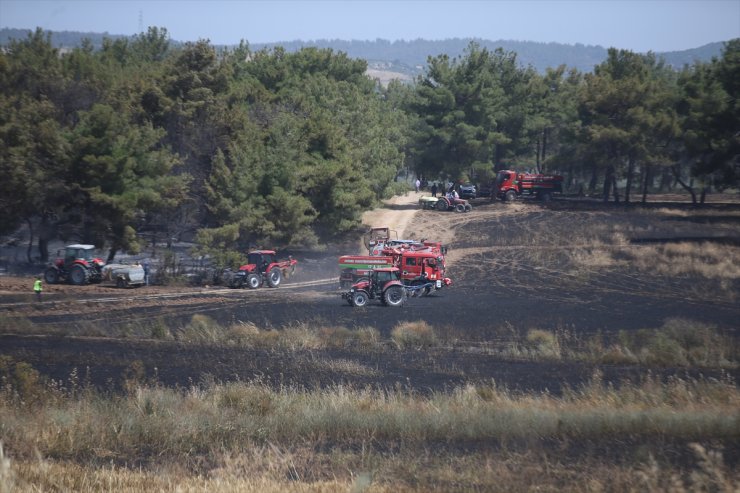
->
[526,329,562,360]
[179,315,224,344]
[391,321,436,349]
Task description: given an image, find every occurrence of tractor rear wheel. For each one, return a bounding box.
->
[267,268,282,288]
[383,285,406,307]
[44,268,60,284]
[69,265,90,285]
[246,273,261,289]
[436,198,448,211]
[351,291,369,307]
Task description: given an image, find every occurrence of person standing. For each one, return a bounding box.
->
[431,183,438,197]
[33,277,42,302]
[415,178,421,192]
[142,259,150,286]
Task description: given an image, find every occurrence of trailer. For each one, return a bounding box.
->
[101,263,146,288]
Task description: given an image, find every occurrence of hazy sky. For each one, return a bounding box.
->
[1,0,738,52]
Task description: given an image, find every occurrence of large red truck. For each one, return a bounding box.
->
[494,170,564,202]
[339,248,451,295]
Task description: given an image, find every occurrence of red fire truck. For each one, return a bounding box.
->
[339,248,451,295]
[494,170,564,202]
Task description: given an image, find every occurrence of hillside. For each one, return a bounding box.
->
[0,28,730,76]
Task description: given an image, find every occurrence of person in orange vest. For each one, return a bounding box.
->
[33,277,42,302]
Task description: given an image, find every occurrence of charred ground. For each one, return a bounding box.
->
[1,196,739,394]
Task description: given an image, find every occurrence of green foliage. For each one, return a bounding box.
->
[2,28,737,257]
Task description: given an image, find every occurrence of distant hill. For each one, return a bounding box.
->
[0,28,730,77]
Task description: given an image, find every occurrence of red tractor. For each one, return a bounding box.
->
[435,195,472,212]
[223,250,297,289]
[494,170,564,202]
[342,267,407,307]
[44,244,105,285]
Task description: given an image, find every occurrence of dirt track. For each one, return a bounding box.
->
[1,195,739,393]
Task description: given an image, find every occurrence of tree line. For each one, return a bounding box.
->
[1,28,737,265]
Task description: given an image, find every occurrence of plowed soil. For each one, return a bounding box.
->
[1,193,739,394]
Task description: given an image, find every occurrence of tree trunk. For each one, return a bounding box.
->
[672,165,697,204]
[611,174,620,203]
[107,247,118,264]
[641,165,651,204]
[602,165,613,202]
[700,186,708,205]
[542,127,548,165]
[26,218,35,264]
[589,167,599,195]
[624,156,635,203]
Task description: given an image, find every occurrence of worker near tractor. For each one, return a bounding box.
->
[431,183,438,197]
[33,277,42,301]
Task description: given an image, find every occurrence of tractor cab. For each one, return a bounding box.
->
[247,250,277,273]
[371,267,401,288]
[56,244,99,268]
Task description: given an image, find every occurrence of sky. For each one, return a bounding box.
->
[1,0,738,52]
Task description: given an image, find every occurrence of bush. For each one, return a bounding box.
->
[391,321,436,349]
[179,315,224,344]
[526,329,562,360]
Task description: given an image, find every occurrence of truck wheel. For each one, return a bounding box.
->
[267,268,282,288]
[436,199,448,211]
[69,265,90,285]
[505,190,516,202]
[383,285,406,307]
[351,291,369,307]
[455,203,465,213]
[44,268,60,284]
[246,273,261,289]
[464,203,472,212]
[540,191,552,202]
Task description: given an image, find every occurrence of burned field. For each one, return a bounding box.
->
[2,198,739,491]
[1,199,738,392]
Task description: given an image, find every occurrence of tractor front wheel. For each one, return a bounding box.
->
[383,285,406,307]
[465,203,472,212]
[351,291,369,307]
[455,203,465,213]
[246,273,261,289]
[267,268,282,288]
[69,265,90,285]
[44,268,60,284]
